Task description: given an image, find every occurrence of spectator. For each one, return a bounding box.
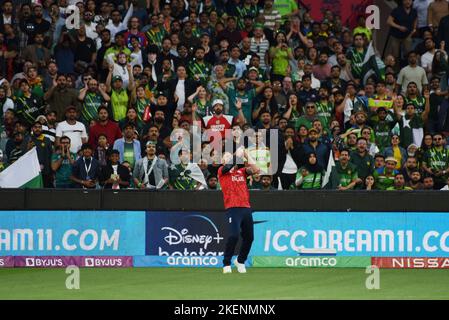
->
[55,106,88,154]
[113,122,142,169]
[387,173,413,190]
[44,74,79,121]
[99,149,131,189]
[70,143,101,189]
[78,77,110,125]
[385,0,417,60]
[293,152,323,190]
[88,106,122,151]
[396,51,428,95]
[327,148,359,190]
[51,135,76,188]
[422,132,449,189]
[374,156,399,190]
[29,121,53,188]
[350,137,374,186]
[133,140,168,189]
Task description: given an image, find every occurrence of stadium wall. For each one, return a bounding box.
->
[1,190,449,269]
[0,189,448,211]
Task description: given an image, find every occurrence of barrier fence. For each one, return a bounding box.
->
[1,190,449,269]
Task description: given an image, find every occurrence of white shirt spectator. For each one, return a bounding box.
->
[105,4,133,39]
[56,121,88,153]
[175,80,186,111]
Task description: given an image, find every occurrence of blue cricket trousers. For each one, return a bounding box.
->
[223,207,254,266]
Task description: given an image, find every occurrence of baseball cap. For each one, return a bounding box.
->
[308,128,319,134]
[248,66,259,73]
[112,75,123,82]
[385,157,398,164]
[146,140,157,146]
[212,99,224,107]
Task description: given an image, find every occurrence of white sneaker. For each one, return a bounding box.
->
[234,259,247,273]
[223,266,232,274]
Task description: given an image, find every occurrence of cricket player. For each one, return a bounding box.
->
[218,149,260,273]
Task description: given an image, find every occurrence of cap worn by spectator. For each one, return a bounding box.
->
[112,75,123,82]
[212,99,224,107]
[385,157,398,164]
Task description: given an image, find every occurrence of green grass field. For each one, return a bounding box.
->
[1,268,449,299]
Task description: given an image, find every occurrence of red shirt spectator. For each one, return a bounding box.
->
[88,107,122,150]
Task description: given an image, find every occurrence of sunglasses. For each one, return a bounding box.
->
[306,106,315,109]
[434,138,443,141]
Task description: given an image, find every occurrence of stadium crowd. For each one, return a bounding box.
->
[1,0,449,191]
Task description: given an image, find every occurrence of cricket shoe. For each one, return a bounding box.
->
[223,266,232,274]
[234,259,247,273]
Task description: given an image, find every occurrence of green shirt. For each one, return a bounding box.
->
[187,60,212,87]
[373,167,398,190]
[273,0,298,18]
[423,147,449,182]
[346,48,366,80]
[270,47,292,76]
[315,100,333,130]
[294,169,322,189]
[52,152,77,187]
[373,121,394,151]
[111,89,129,122]
[335,162,358,188]
[406,96,426,116]
[82,92,104,124]
[294,115,317,131]
[145,28,167,48]
[227,87,256,124]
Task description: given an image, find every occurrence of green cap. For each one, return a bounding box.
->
[112,75,123,82]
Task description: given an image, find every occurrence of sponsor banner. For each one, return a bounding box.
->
[145,212,232,257]
[372,257,449,269]
[77,256,133,268]
[0,256,14,267]
[14,256,74,268]
[252,256,371,268]
[13,256,133,268]
[133,255,251,268]
[0,211,146,256]
[253,211,449,257]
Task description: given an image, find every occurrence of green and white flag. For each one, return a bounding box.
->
[0,147,43,188]
[322,150,335,189]
[186,162,207,189]
[362,41,385,85]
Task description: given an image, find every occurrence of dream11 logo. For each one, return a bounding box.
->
[159,214,225,256]
[168,126,279,175]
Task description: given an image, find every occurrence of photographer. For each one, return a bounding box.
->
[51,135,76,188]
